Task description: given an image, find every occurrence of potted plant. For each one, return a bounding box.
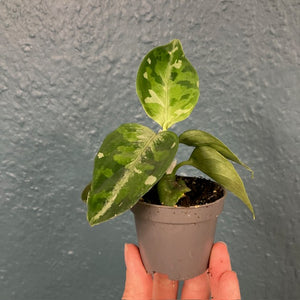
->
[81,39,254,280]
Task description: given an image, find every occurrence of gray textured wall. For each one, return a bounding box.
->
[1,1,299,299]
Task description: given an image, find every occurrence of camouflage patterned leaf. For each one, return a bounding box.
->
[157,174,191,206]
[188,146,255,218]
[87,123,178,226]
[136,39,200,130]
[179,130,253,176]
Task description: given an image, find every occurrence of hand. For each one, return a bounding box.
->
[122,242,241,300]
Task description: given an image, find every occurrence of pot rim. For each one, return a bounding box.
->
[131,190,226,224]
[138,188,226,210]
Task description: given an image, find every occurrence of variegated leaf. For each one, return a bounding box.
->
[87,123,179,225]
[136,39,200,130]
[179,130,253,176]
[157,174,191,206]
[188,146,255,218]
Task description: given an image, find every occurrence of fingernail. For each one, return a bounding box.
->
[216,241,228,249]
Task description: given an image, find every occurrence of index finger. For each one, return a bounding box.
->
[209,241,232,283]
[209,242,241,299]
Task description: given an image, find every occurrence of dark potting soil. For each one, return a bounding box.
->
[142,176,224,207]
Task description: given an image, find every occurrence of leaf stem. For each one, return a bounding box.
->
[171,160,192,176]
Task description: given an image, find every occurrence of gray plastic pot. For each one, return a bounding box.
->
[131,189,225,280]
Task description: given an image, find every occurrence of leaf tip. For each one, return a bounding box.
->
[249,205,255,220]
[87,214,98,227]
[246,166,254,179]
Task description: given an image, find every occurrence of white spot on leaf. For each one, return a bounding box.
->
[168,46,178,55]
[145,89,164,106]
[145,175,157,185]
[172,59,182,69]
[175,108,191,116]
[147,58,151,64]
[97,152,104,159]
[166,160,177,174]
[143,72,148,79]
[134,168,142,174]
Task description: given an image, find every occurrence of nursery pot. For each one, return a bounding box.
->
[131,185,225,280]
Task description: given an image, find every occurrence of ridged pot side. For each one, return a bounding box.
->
[131,188,225,280]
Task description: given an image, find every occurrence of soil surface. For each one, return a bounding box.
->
[142,176,224,207]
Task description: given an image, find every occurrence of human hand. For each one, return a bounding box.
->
[122,242,241,300]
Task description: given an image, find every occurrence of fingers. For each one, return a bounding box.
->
[209,242,241,299]
[122,243,153,300]
[215,270,241,299]
[122,242,240,300]
[209,241,232,289]
[181,271,210,300]
[122,244,178,300]
[152,273,178,300]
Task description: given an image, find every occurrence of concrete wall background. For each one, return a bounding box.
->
[1,1,299,299]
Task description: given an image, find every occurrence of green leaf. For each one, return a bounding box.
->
[87,123,179,226]
[188,146,255,218]
[136,39,200,130]
[179,130,253,176]
[157,174,191,206]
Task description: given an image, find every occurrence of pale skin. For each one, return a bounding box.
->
[122,242,241,300]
